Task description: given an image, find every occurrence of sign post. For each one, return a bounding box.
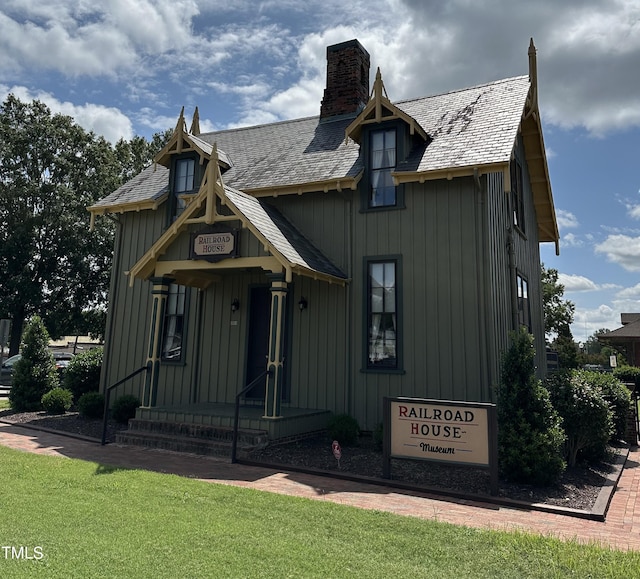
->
[383,397,499,495]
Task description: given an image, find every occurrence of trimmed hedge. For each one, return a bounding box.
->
[327,413,360,446]
[78,392,105,419]
[41,387,73,414]
[112,394,140,424]
[546,370,613,466]
[64,347,103,400]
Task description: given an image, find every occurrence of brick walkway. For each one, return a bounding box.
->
[1,421,639,551]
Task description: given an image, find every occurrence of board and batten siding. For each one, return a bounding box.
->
[512,134,548,376]
[349,177,492,431]
[100,209,168,399]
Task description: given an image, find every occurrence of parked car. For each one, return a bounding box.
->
[0,352,74,387]
[0,354,22,387]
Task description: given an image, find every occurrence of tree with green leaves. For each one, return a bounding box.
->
[497,327,566,485]
[9,316,59,411]
[541,263,575,341]
[0,95,170,353]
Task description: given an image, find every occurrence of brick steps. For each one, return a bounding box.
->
[116,419,268,459]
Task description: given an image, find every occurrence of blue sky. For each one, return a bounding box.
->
[1,0,639,343]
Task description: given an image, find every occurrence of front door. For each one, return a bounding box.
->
[245,286,271,399]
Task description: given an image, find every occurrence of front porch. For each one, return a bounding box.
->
[135,402,331,440]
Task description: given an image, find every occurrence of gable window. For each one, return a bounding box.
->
[511,158,525,233]
[516,273,531,332]
[171,158,196,220]
[366,259,400,369]
[370,129,396,207]
[162,284,187,362]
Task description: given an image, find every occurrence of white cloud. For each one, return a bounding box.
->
[615,283,640,300]
[595,234,640,272]
[572,304,620,340]
[0,84,133,142]
[556,209,579,229]
[629,204,640,220]
[559,273,598,292]
[562,233,583,247]
[2,0,640,138]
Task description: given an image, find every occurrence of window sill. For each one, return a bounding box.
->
[360,203,405,214]
[360,367,406,375]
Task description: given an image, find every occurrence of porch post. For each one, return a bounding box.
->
[264,273,288,418]
[141,277,172,408]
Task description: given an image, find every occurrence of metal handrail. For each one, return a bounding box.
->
[231,368,272,463]
[101,365,148,445]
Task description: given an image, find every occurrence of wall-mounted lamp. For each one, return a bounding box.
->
[298,297,308,311]
[231,298,240,313]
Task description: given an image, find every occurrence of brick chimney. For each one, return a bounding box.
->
[320,39,370,120]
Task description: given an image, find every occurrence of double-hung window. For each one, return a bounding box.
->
[516,274,531,332]
[511,158,525,233]
[162,284,187,361]
[370,129,397,208]
[367,259,399,369]
[171,158,195,220]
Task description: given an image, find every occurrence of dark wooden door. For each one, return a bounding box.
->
[245,286,271,398]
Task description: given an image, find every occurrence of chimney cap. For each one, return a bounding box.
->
[326,39,370,58]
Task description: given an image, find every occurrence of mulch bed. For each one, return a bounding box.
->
[0,408,623,512]
[248,434,623,511]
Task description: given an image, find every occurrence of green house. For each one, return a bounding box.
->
[89,39,559,444]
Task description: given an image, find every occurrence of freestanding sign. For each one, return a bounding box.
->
[383,397,498,495]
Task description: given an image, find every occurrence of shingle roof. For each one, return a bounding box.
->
[397,76,530,172]
[225,186,347,280]
[93,75,531,210]
[90,164,169,210]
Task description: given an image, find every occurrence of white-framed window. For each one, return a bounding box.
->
[516,273,531,332]
[370,129,397,207]
[171,158,196,219]
[162,284,187,361]
[511,158,525,233]
[367,260,398,368]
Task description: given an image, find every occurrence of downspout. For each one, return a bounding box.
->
[346,190,354,416]
[99,214,123,395]
[473,170,491,402]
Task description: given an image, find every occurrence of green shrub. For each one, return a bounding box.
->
[327,413,360,446]
[64,347,103,400]
[613,365,640,387]
[9,316,59,412]
[41,387,73,414]
[78,392,105,419]
[111,394,140,424]
[546,370,613,466]
[589,372,632,442]
[498,328,566,485]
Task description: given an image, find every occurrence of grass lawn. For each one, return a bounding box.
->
[0,400,9,410]
[0,447,638,578]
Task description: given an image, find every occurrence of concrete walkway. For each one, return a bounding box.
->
[0,421,638,551]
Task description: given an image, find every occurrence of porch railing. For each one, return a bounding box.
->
[101,365,148,445]
[231,368,272,463]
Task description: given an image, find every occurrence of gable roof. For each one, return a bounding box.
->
[90,68,558,249]
[126,154,347,286]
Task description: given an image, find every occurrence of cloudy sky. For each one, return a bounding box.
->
[1,0,639,343]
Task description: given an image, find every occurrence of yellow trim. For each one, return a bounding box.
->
[246,175,361,198]
[392,162,509,185]
[87,193,169,217]
[345,68,428,144]
[155,257,282,277]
